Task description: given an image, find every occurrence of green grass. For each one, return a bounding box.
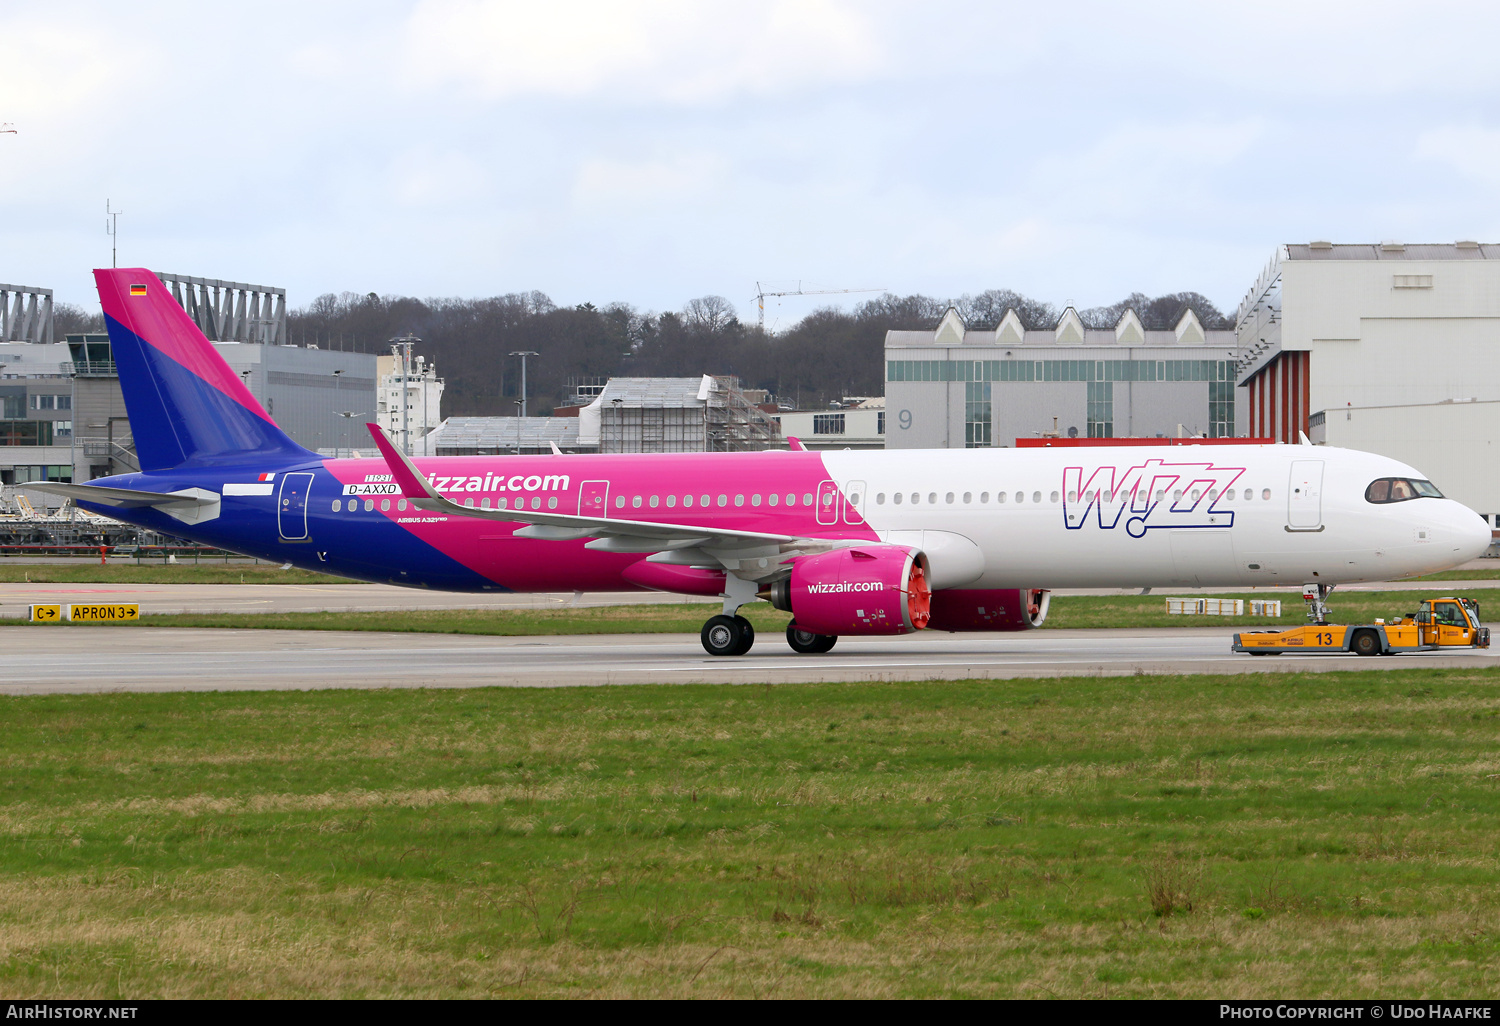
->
[0,563,354,585]
[1042,588,1500,630]
[3,670,1500,997]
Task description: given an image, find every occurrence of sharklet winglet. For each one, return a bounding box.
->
[366,422,444,502]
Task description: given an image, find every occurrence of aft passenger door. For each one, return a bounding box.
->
[277,472,314,541]
[1287,460,1324,531]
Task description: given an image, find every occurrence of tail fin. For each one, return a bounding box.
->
[95,269,314,470]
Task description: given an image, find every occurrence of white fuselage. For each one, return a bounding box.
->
[818,444,1489,589]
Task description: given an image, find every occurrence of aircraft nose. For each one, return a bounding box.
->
[1451,504,1493,564]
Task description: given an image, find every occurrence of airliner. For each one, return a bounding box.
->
[38,269,1491,656]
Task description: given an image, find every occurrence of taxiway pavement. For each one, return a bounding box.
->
[4,625,1496,695]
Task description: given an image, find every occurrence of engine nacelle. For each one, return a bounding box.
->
[926,588,1051,632]
[767,545,931,636]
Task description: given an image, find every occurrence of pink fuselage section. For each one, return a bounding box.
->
[322,449,876,592]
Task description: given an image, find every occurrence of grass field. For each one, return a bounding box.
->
[2,670,1499,998]
[12,587,1498,638]
[0,563,353,585]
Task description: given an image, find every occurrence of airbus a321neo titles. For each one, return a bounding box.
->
[38,269,1491,656]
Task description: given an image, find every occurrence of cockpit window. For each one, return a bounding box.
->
[1366,477,1444,503]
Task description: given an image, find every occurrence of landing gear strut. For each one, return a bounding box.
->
[701,575,761,656]
[1304,582,1335,625]
[786,621,837,654]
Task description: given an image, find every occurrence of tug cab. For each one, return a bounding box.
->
[1233,589,1490,657]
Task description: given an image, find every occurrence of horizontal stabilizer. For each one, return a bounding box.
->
[28,482,219,509]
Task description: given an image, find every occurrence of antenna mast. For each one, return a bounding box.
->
[106,199,122,269]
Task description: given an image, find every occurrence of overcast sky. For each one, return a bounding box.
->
[3,1,1498,326]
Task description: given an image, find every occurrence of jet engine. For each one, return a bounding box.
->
[926,588,1051,631]
[765,545,931,636]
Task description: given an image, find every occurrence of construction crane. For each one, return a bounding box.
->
[755,281,885,331]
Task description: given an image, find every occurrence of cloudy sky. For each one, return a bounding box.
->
[2,1,1497,325]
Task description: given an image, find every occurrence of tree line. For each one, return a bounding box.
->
[56,287,1234,415]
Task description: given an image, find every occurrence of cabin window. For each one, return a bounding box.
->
[398,500,407,511]
[1261,488,1271,500]
[682,495,693,507]
[530,497,541,510]
[632,496,642,508]
[963,492,971,503]
[347,499,357,512]
[801,493,812,506]
[1015,492,1024,504]
[703,494,712,507]
[735,494,745,507]
[717,494,728,507]
[751,494,761,507]
[996,492,1006,504]
[548,496,558,509]
[979,492,989,503]
[893,492,903,505]
[1050,491,1059,503]
[616,496,625,508]
[929,493,938,504]
[945,492,955,504]
[496,498,508,509]
[381,499,390,512]
[767,493,778,506]
[1032,491,1041,503]
[331,500,340,512]
[911,493,921,505]
[875,493,885,505]
[649,495,659,508]
[666,495,676,508]
[364,499,374,511]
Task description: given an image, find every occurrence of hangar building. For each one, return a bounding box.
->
[884,306,1244,449]
[1236,242,1500,522]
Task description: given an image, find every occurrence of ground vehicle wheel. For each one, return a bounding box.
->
[732,616,755,655]
[701,614,745,656]
[1351,629,1381,657]
[786,621,837,654]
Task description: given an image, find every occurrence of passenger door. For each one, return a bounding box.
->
[579,480,610,518]
[843,480,868,525]
[277,472,314,541]
[816,479,840,526]
[1287,460,1324,531]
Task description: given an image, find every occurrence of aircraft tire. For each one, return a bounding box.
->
[732,616,755,655]
[786,622,837,654]
[701,614,745,657]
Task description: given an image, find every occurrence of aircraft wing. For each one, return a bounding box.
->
[365,424,813,573]
[27,482,219,509]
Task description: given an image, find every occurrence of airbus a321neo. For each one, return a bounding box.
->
[38,270,1491,656]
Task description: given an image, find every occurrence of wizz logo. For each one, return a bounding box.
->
[1062,459,1244,538]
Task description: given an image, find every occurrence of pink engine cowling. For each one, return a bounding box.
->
[926,589,1051,631]
[773,545,931,636]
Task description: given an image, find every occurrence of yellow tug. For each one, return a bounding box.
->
[1233,584,1490,657]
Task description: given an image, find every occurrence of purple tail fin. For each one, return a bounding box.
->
[95,269,313,470]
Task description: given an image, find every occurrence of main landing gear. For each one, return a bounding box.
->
[701,614,755,656]
[786,621,836,654]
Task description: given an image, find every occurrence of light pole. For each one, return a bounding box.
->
[509,350,538,419]
[332,369,343,453]
[514,399,524,454]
